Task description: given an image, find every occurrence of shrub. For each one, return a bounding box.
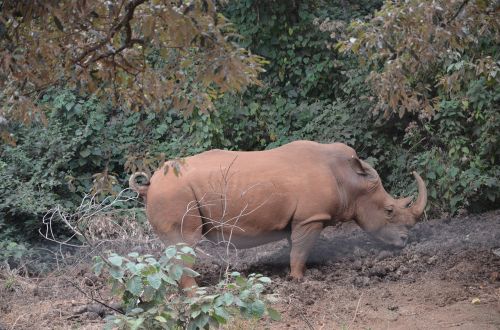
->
[93,245,280,329]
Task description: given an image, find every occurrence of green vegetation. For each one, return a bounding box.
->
[0,0,498,246]
[93,245,279,329]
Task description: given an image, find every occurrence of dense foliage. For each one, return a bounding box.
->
[0,0,498,244]
[339,0,499,212]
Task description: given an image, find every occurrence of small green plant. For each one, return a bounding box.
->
[93,244,280,329]
[0,241,30,264]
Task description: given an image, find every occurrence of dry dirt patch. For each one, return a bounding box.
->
[1,211,499,329]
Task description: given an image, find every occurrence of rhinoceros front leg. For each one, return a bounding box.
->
[289,220,324,280]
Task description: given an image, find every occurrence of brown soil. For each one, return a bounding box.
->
[1,211,499,330]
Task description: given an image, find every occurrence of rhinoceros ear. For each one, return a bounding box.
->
[349,156,377,181]
[349,156,368,176]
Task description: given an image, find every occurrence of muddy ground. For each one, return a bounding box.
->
[1,210,499,329]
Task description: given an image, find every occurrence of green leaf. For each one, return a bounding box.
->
[129,317,145,330]
[108,255,123,267]
[145,257,157,264]
[155,123,169,135]
[92,260,104,276]
[214,306,230,322]
[200,303,211,313]
[147,272,162,290]
[180,246,195,255]
[450,195,462,210]
[164,246,177,259]
[239,289,250,301]
[183,267,200,277]
[191,308,201,319]
[129,308,144,315]
[155,315,167,323]
[103,321,115,330]
[142,265,157,276]
[135,263,146,273]
[180,254,195,264]
[235,276,246,286]
[160,272,177,286]
[194,314,210,329]
[258,276,271,284]
[142,285,156,302]
[234,297,245,307]
[267,307,281,321]
[126,276,143,296]
[222,292,234,306]
[79,148,91,158]
[250,300,265,317]
[252,283,264,293]
[65,102,75,111]
[202,294,218,302]
[169,264,184,281]
[111,280,125,296]
[109,267,124,280]
[126,262,138,274]
[209,316,222,328]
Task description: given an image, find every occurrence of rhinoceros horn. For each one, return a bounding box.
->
[409,171,427,219]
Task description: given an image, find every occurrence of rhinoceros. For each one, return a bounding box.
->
[129,140,427,287]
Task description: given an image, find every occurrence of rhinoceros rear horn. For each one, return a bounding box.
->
[409,171,427,219]
[129,172,150,197]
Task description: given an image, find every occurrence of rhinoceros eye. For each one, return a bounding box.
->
[385,206,394,216]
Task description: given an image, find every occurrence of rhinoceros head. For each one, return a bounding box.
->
[348,157,427,248]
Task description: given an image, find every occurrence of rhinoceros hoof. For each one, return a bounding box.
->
[287,274,305,283]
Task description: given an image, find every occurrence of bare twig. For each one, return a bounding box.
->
[66,279,124,315]
[348,293,363,329]
[288,294,315,330]
[446,0,470,25]
[40,188,140,249]
[10,312,27,330]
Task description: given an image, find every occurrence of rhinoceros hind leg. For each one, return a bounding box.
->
[289,221,324,279]
[156,214,202,291]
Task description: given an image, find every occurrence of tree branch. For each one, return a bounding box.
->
[446,0,470,25]
[74,0,146,64]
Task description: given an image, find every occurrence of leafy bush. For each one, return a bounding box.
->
[334,0,499,214]
[93,245,280,329]
[0,241,30,265]
[403,78,499,214]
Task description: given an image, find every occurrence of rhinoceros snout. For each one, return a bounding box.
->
[370,226,410,248]
[392,234,408,248]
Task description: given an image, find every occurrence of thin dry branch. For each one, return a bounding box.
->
[74,0,147,65]
[40,189,138,248]
[38,188,159,318]
[66,278,125,315]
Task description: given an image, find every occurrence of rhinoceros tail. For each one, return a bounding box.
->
[129,172,150,197]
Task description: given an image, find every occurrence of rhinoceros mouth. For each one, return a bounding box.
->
[368,226,410,249]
